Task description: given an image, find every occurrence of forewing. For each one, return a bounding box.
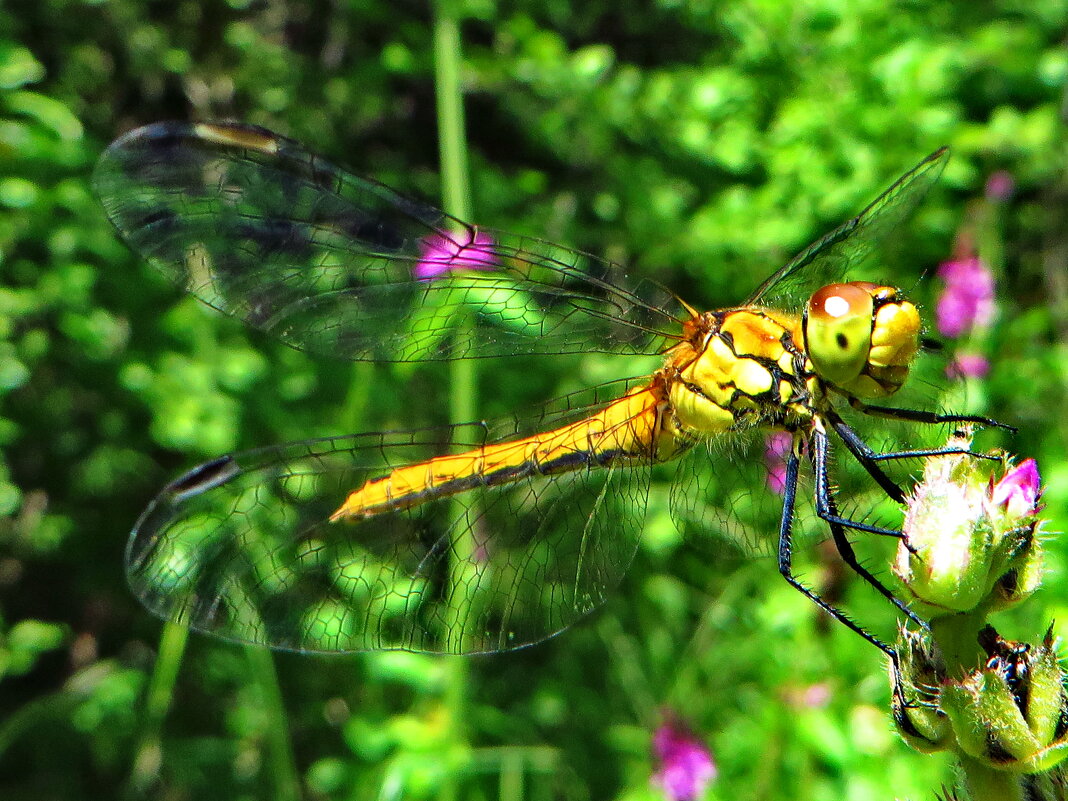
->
[94,122,679,362]
[745,148,949,310]
[126,382,653,654]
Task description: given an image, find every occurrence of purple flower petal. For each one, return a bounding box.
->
[985,170,1015,202]
[652,720,716,801]
[414,230,498,280]
[991,459,1041,518]
[936,257,995,338]
[946,352,990,379]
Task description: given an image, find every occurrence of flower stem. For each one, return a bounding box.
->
[929,610,987,675]
[433,4,473,225]
[127,620,187,794]
[244,644,300,801]
[959,754,1024,801]
[432,2,476,797]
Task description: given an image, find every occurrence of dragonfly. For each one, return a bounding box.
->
[94,122,1006,658]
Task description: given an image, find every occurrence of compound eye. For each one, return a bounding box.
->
[805,283,875,385]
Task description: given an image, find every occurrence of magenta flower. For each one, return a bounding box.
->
[985,170,1015,202]
[413,230,497,279]
[936,257,995,338]
[946,352,990,379]
[764,431,792,495]
[990,459,1041,520]
[652,719,716,801]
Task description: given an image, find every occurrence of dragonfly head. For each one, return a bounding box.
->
[803,281,921,399]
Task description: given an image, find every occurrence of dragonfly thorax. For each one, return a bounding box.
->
[803,282,921,400]
[663,307,816,436]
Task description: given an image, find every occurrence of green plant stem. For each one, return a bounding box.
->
[499,748,525,801]
[245,645,300,801]
[432,2,477,799]
[341,360,373,433]
[959,754,1024,801]
[433,9,472,225]
[126,620,188,796]
[929,610,987,675]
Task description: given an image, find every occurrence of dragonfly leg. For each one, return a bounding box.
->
[827,410,1003,510]
[810,428,929,631]
[889,656,931,735]
[847,399,1016,434]
[776,446,898,658]
[804,421,908,539]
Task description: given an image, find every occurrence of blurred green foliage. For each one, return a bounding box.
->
[0,0,1065,799]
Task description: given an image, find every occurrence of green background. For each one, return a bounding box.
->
[1,0,1066,798]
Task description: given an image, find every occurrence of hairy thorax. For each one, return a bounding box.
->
[662,308,817,437]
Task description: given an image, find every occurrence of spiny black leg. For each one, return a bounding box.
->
[806,428,907,540]
[828,411,907,503]
[827,411,1001,508]
[776,444,897,658]
[889,659,931,735]
[848,399,1016,434]
[810,428,929,631]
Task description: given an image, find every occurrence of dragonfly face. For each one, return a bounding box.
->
[804,282,921,398]
[94,122,998,656]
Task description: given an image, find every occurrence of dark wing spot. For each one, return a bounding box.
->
[165,456,241,500]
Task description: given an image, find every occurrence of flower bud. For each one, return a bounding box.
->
[893,437,1042,617]
[940,626,1068,773]
[891,627,952,753]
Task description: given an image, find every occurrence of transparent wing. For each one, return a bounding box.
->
[745,148,949,310]
[667,430,811,557]
[126,380,654,654]
[668,426,908,559]
[94,121,681,362]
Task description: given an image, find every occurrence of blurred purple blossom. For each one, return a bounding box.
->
[991,459,1041,519]
[414,230,497,279]
[936,257,995,338]
[764,431,792,495]
[799,682,831,708]
[947,352,990,380]
[652,719,716,801]
[985,170,1015,202]
[784,681,832,709]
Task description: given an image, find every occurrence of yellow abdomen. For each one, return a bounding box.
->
[330,384,681,521]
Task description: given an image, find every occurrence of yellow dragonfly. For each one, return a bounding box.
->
[94,122,1004,657]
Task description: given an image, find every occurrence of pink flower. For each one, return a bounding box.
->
[991,459,1041,520]
[946,352,990,379]
[936,257,995,338]
[652,719,716,801]
[413,230,497,279]
[985,170,1015,202]
[764,431,793,495]
[800,682,831,709]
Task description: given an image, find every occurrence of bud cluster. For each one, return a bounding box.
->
[889,437,1068,786]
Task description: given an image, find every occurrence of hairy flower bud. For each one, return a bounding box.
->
[893,439,1042,617]
[940,627,1068,773]
[891,628,952,753]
